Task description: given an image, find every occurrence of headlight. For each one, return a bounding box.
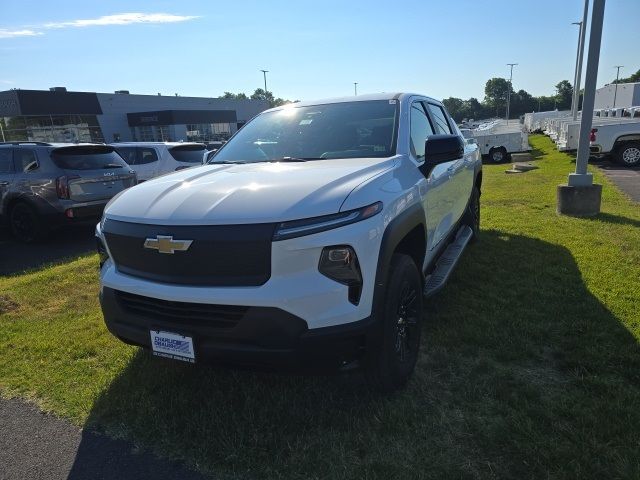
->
[273,201,382,241]
[319,245,363,305]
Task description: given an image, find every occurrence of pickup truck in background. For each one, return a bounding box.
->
[589,120,640,167]
[96,93,482,391]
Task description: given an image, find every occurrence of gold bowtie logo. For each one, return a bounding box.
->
[143,235,193,254]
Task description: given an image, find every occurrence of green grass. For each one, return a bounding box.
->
[1,135,639,479]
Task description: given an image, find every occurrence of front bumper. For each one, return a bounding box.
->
[100,286,376,370]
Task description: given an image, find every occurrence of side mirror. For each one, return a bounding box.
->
[419,134,464,177]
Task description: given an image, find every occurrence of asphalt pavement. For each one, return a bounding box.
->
[0,398,209,480]
[596,160,640,203]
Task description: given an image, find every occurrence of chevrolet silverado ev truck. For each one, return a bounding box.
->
[97,93,482,390]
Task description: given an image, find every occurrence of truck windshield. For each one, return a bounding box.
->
[210,100,398,163]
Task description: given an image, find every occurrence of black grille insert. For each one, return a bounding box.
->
[103,219,275,286]
[116,290,248,328]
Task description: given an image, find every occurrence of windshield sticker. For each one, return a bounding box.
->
[299,119,313,125]
[389,99,397,104]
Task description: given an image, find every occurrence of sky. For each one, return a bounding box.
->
[1,0,638,102]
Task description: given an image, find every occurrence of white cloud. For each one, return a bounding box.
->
[44,12,200,29]
[0,29,43,39]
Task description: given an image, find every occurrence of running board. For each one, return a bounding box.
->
[423,225,473,298]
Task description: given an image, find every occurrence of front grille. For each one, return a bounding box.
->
[103,219,275,286]
[116,290,247,328]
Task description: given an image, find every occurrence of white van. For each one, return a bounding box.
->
[111,142,207,181]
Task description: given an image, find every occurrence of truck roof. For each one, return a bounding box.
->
[265,93,441,113]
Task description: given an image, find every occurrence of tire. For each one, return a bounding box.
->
[366,253,423,392]
[9,202,47,243]
[615,142,640,167]
[488,147,507,163]
[462,186,480,242]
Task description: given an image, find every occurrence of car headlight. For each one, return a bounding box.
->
[273,202,382,241]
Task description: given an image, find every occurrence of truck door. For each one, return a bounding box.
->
[0,148,15,215]
[425,102,474,226]
[410,101,451,251]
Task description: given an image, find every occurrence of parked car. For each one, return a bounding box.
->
[0,142,136,242]
[96,93,482,390]
[110,142,207,181]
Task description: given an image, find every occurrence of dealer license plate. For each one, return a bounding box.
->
[150,330,195,363]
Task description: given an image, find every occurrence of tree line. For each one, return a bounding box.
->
[219,89,295,108]
[443,78,575,123]
[443,67,639,123]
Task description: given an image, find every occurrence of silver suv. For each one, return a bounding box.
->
[0,142,136,242]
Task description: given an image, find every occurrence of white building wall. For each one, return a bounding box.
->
[594,82,640,110]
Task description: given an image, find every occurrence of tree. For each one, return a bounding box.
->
[484,78,513,116]
[612,67,640,84]
[219,92,248,100]
[442,97,465,121]
[555,80,573,110]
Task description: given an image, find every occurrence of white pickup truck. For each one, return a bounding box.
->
[589,119,640,167]
[96,93,482,391]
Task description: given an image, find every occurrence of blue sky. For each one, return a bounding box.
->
[1,0,638,102]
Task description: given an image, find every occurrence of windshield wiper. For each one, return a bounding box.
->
[211,160,246,164]
[102,164,123,169]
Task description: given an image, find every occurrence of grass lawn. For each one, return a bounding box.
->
[1,134,639,479]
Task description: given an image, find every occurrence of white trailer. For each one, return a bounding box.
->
[471,119,530,163]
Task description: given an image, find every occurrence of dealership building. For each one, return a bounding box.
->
[0,87,269,144]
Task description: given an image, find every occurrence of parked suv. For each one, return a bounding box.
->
[110,142,207,181]
[97,94,482,390]
[0,142,136,242]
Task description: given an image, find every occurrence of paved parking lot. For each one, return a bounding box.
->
[0,224,96,276]
[0,398,207,480]
[596,160,640,202]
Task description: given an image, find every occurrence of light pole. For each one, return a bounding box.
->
[558,0,605,217]
[613,65,623,108]
[505,63,517,123]
[572,1,588,120]
[354,82,358,96]
[260,69,269,96]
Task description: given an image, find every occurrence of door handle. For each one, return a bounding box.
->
[0,181,9,186]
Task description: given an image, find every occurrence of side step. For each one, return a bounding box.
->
[423,225,473,298]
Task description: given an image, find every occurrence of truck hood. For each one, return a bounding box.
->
[104,157,397,225]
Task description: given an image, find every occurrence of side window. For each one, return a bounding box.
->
[426,103,453,135]
[116,147,137,165]
[0,149,13,174]
[138,148,159,165]
[15,149,38,172]
[410,101,434,160]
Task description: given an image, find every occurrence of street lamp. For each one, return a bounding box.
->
[354,82,358,96]
[557,0,606,218]
[613,65,623,108]
[505,63,517,123]
[260,69,269,95]
[571,10,587,121]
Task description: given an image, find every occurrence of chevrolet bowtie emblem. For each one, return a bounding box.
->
[143,235,193,254]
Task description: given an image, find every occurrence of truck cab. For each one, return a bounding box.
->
[96,93,482,390]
